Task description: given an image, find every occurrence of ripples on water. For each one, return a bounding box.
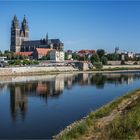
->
[0,72,140,139]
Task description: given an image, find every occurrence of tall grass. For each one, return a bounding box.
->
[55,89,140,140]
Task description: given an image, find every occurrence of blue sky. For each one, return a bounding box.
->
[0,1,140,52]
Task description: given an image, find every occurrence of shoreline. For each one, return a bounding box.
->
[1,65,140,76]
[54,88,140,140]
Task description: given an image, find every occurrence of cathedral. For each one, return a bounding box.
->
[10,15,64,52]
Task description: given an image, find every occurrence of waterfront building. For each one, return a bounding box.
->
[15,52,33,59]
[127,52,134,59]
[10,15,64,53]
[33,48,52,59]
[50,50,64,61]
[135,53,140,58]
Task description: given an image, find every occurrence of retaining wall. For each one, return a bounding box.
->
[0,66,78,76]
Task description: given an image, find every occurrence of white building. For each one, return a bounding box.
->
[127,52,134,59]
[50,50,64,61]
[0,57,7,63]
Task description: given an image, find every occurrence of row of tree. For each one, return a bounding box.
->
[68,49,140,66]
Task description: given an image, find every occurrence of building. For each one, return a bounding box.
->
[15,52,33,59]
[66,50,73,60]
[33,48,52,59]
[78,50,96,58]
[115,47,121,54]
[10,15,64,53]
[0,57,7,62]
[50,50,64,61]
[127,52,134,59]
[135,53,140,58]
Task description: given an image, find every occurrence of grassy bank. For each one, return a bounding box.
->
[54,89,140,140]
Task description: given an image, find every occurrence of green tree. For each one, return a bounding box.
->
[90,53,100,64]
[65,52,68,60]
[101,56,108,65]
[0,51,3,56]
[97,49,105,59]
[40,54,50,60]
[107,53,120,61]
[72,53,78,60]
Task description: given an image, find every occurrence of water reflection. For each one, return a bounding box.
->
[10,86,28,121]
[1,72,140,121]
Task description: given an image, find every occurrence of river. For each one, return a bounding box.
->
[0,72,140,139]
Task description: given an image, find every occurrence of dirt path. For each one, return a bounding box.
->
[81,93,140,140]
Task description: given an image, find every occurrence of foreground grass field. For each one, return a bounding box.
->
[54,89,140,140]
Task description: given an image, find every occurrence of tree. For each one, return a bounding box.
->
[90,53,100,64]
[107,53,120,61]
[0,51,2,56]
[97,49,105,59]
[40,54,50,60]
[4,50,10,54]
[101,56,108,65]
[65,52,68,60]
[72,53,78,60]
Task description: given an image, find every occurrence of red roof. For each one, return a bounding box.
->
[36,48,52,55]
[78,50,96,54]
[15,52,33,56]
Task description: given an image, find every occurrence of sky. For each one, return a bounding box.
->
[0,1,140,52]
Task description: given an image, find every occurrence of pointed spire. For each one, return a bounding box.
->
[22,15,28,30]
[46,33,48,40]
[13,15,18,21]
[12,15,19,28]
[23,15,27,23]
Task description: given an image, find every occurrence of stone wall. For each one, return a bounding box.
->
[107,61,121,65]
[103,65,140,69]
[0,66,78,76]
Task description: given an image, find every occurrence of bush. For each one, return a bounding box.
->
[101,56,108,65]
[93,62,103,69]
[8,60,39,66]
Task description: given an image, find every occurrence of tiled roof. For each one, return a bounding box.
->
[36,48,52,55]
[15,52,33,56]
[78,50,96,54]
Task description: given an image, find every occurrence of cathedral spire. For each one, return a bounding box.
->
[46,33,48,40]
[12,15,19,28]
[13,15,18,21]
[22,15,28,30]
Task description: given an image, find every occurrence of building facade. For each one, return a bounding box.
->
[50,50,64,61]
[10,15,64,53]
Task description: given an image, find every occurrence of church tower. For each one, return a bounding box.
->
[20,15,29,42]
[10,15,21,52]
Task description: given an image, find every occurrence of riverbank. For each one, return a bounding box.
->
[1,65,140,76]
[54,88,140,140]
[0,66,78,76]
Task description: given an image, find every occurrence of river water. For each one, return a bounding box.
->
[0,72,140,139]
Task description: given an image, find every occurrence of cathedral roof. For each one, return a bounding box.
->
[22,40,42,46]
[48,39,62,44]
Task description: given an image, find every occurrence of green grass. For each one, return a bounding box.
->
[102,96,140,139]
[55,89,140,140]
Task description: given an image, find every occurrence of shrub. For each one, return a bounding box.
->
[93,62,103,69]
[101,56,108,65]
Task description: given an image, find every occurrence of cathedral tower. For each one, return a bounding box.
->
[20,15,29,42]
[10,15,21,52]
